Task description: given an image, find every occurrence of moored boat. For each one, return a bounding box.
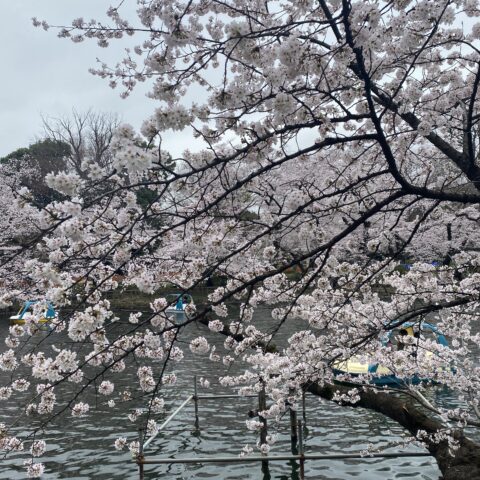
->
[9,300,57,325]
[165,294,194,314]
[332,322,449,387]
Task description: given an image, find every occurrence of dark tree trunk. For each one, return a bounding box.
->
[307,382,480,480]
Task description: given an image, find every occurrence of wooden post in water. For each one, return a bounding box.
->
[298,420,305,480]
[302,389,306,424]
[138,428,145,480]
[193,375,199,430]
[289,388,298,453]
[258,381,269,475]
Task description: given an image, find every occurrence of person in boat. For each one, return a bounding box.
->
[409,330,422,358]
[397,327,421,358]
[175,296,184,310]
[397,328,408,350]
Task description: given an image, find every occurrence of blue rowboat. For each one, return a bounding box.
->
[332,322,450,387]
[9,300,57,326]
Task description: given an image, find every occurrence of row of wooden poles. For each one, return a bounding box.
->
[136,376,430,479]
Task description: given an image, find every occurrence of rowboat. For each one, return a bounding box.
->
[332,322,449,387]
[165,294,194,314]
[9,300,57,325]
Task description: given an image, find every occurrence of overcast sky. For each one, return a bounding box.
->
[0,1,188,158]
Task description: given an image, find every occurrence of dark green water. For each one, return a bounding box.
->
[0,307,442,479]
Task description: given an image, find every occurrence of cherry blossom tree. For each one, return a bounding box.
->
[0,160,43,301]
[1,139,70,207]
[0,163,39,246]
[4,1,480,478]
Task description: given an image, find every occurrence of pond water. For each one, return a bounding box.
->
[0,306,448,479]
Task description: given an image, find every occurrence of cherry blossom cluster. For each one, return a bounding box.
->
[3,1,480,476]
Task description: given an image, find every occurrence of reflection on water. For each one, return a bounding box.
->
[0,307,443,479]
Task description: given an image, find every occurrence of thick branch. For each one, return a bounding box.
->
[308,382,480,480]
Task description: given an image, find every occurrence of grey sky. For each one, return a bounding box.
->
[0,1,196,158]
